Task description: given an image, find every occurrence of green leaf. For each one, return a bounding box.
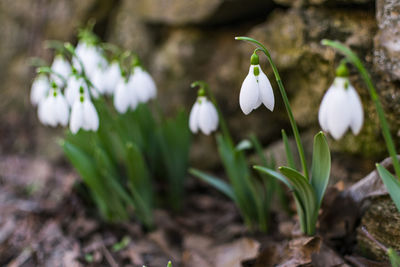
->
[189,168,235,200]
[279,166,318,235]
[282,129,295,169]
[377,164,400,212]
[253,165,293,189]
[388,248,400,267]
[310,131,331,205]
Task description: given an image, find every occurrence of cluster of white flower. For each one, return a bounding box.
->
[189,51,364,140]
[31,41,157,134]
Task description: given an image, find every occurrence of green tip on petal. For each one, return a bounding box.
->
[336,62,349,77]
[80,95,84,102]
[51,82,58,89]
[53,90,57,97]
[253,66,260,76]
[79,86,84,94]
[250,52,259,65]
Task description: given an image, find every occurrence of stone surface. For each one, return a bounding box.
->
[357,196,400,260]
[125,0,274,26]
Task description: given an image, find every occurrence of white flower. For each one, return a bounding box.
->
[189,96,219,135]
[65,76,89,106]
[73,42,106,79]
[37,89,69,127]
[318,77,364,140]
[113,78,138,113]
[92,62,122,95]
[30,75,50,106]
[129,67,157,103]
[239,64,274,115]
[51,56,71,87]
[69,97,99,134]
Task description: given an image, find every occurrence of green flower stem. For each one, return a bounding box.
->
[235,36,309,179]
[191,81,234,146]
[322,39,400,180]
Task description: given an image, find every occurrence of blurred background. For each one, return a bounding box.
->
[1,0,399,177]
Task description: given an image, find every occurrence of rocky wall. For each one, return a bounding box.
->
[0,0,398,171]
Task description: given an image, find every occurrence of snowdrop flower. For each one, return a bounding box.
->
[70,95,99,134]
[129,67,157,103]
[113,77,139,114]
[239,53,274,115]
[92,61,122,95]
[189,94,219,135]
[51,55,71,87]
[65,76,89,106]
[30,75,50,106]
[73,42,106,79]
[37,88,69,127]
[318,76,364,140]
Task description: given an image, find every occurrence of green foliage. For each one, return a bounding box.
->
[254,131,331,235]
[62,101,191,228]
[376,164,400,212]
[388,248,400,267]
[191,133,276,232]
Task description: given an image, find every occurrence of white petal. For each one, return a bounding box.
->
[55,93,70,127]
[130,68,157,103]
[38,99,49,125]
[65,76,83,106]
[206,100,219,131]
[51,56,71,86]
[31,75,50,106]
[189,101,201,133]
[114,81,130,113]
[91,68,107,94]
[318,85,336,132]
[70,101,84,134]
[347,85,364,135]
[198,99,218,135]
[104,62,121,94]
[239,66,259,115]
[46,96,58,127]
[258,67,275,111]
[326,87,352,140]
[83,100,99,131]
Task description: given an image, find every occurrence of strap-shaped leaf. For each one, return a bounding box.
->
[282,129,296,169]
[235,139,252,151]
[279,166,317,235]
[377,163,400,212]
[189,168,235,201]
[310,131,331,205]
[253,165,293,189]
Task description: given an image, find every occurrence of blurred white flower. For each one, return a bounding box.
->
[239,64,274,115]
[51,55,71,87]
[92,61,122,95]
[30,75,50,106]
[65,76,89,106]
[189,96,218,135]
[129,67,157,103]
[114,78,138,114]
[73,42,107,79]
[318,77,364,140]
[38,89,69,127]
[70,96,99,134]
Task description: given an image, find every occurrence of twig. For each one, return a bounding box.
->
[361,226,388,252]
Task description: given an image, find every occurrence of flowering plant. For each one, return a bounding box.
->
[322,39,400,214]
[189,81,278,232]
[30,26,191,227]
[236,37,331,236]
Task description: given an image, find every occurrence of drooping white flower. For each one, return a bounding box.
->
[129,67,157,103]
[92,61,122,95]
[51,55,71,87]
[65,76,89,106]
[73,42,107,79]
[30,75,50,106]
[69,96,99,134]
[189,96,219,135]
[113,77,139,114]
[37,89,69,127]
[318,77,364,140]
[239,54,274,115]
